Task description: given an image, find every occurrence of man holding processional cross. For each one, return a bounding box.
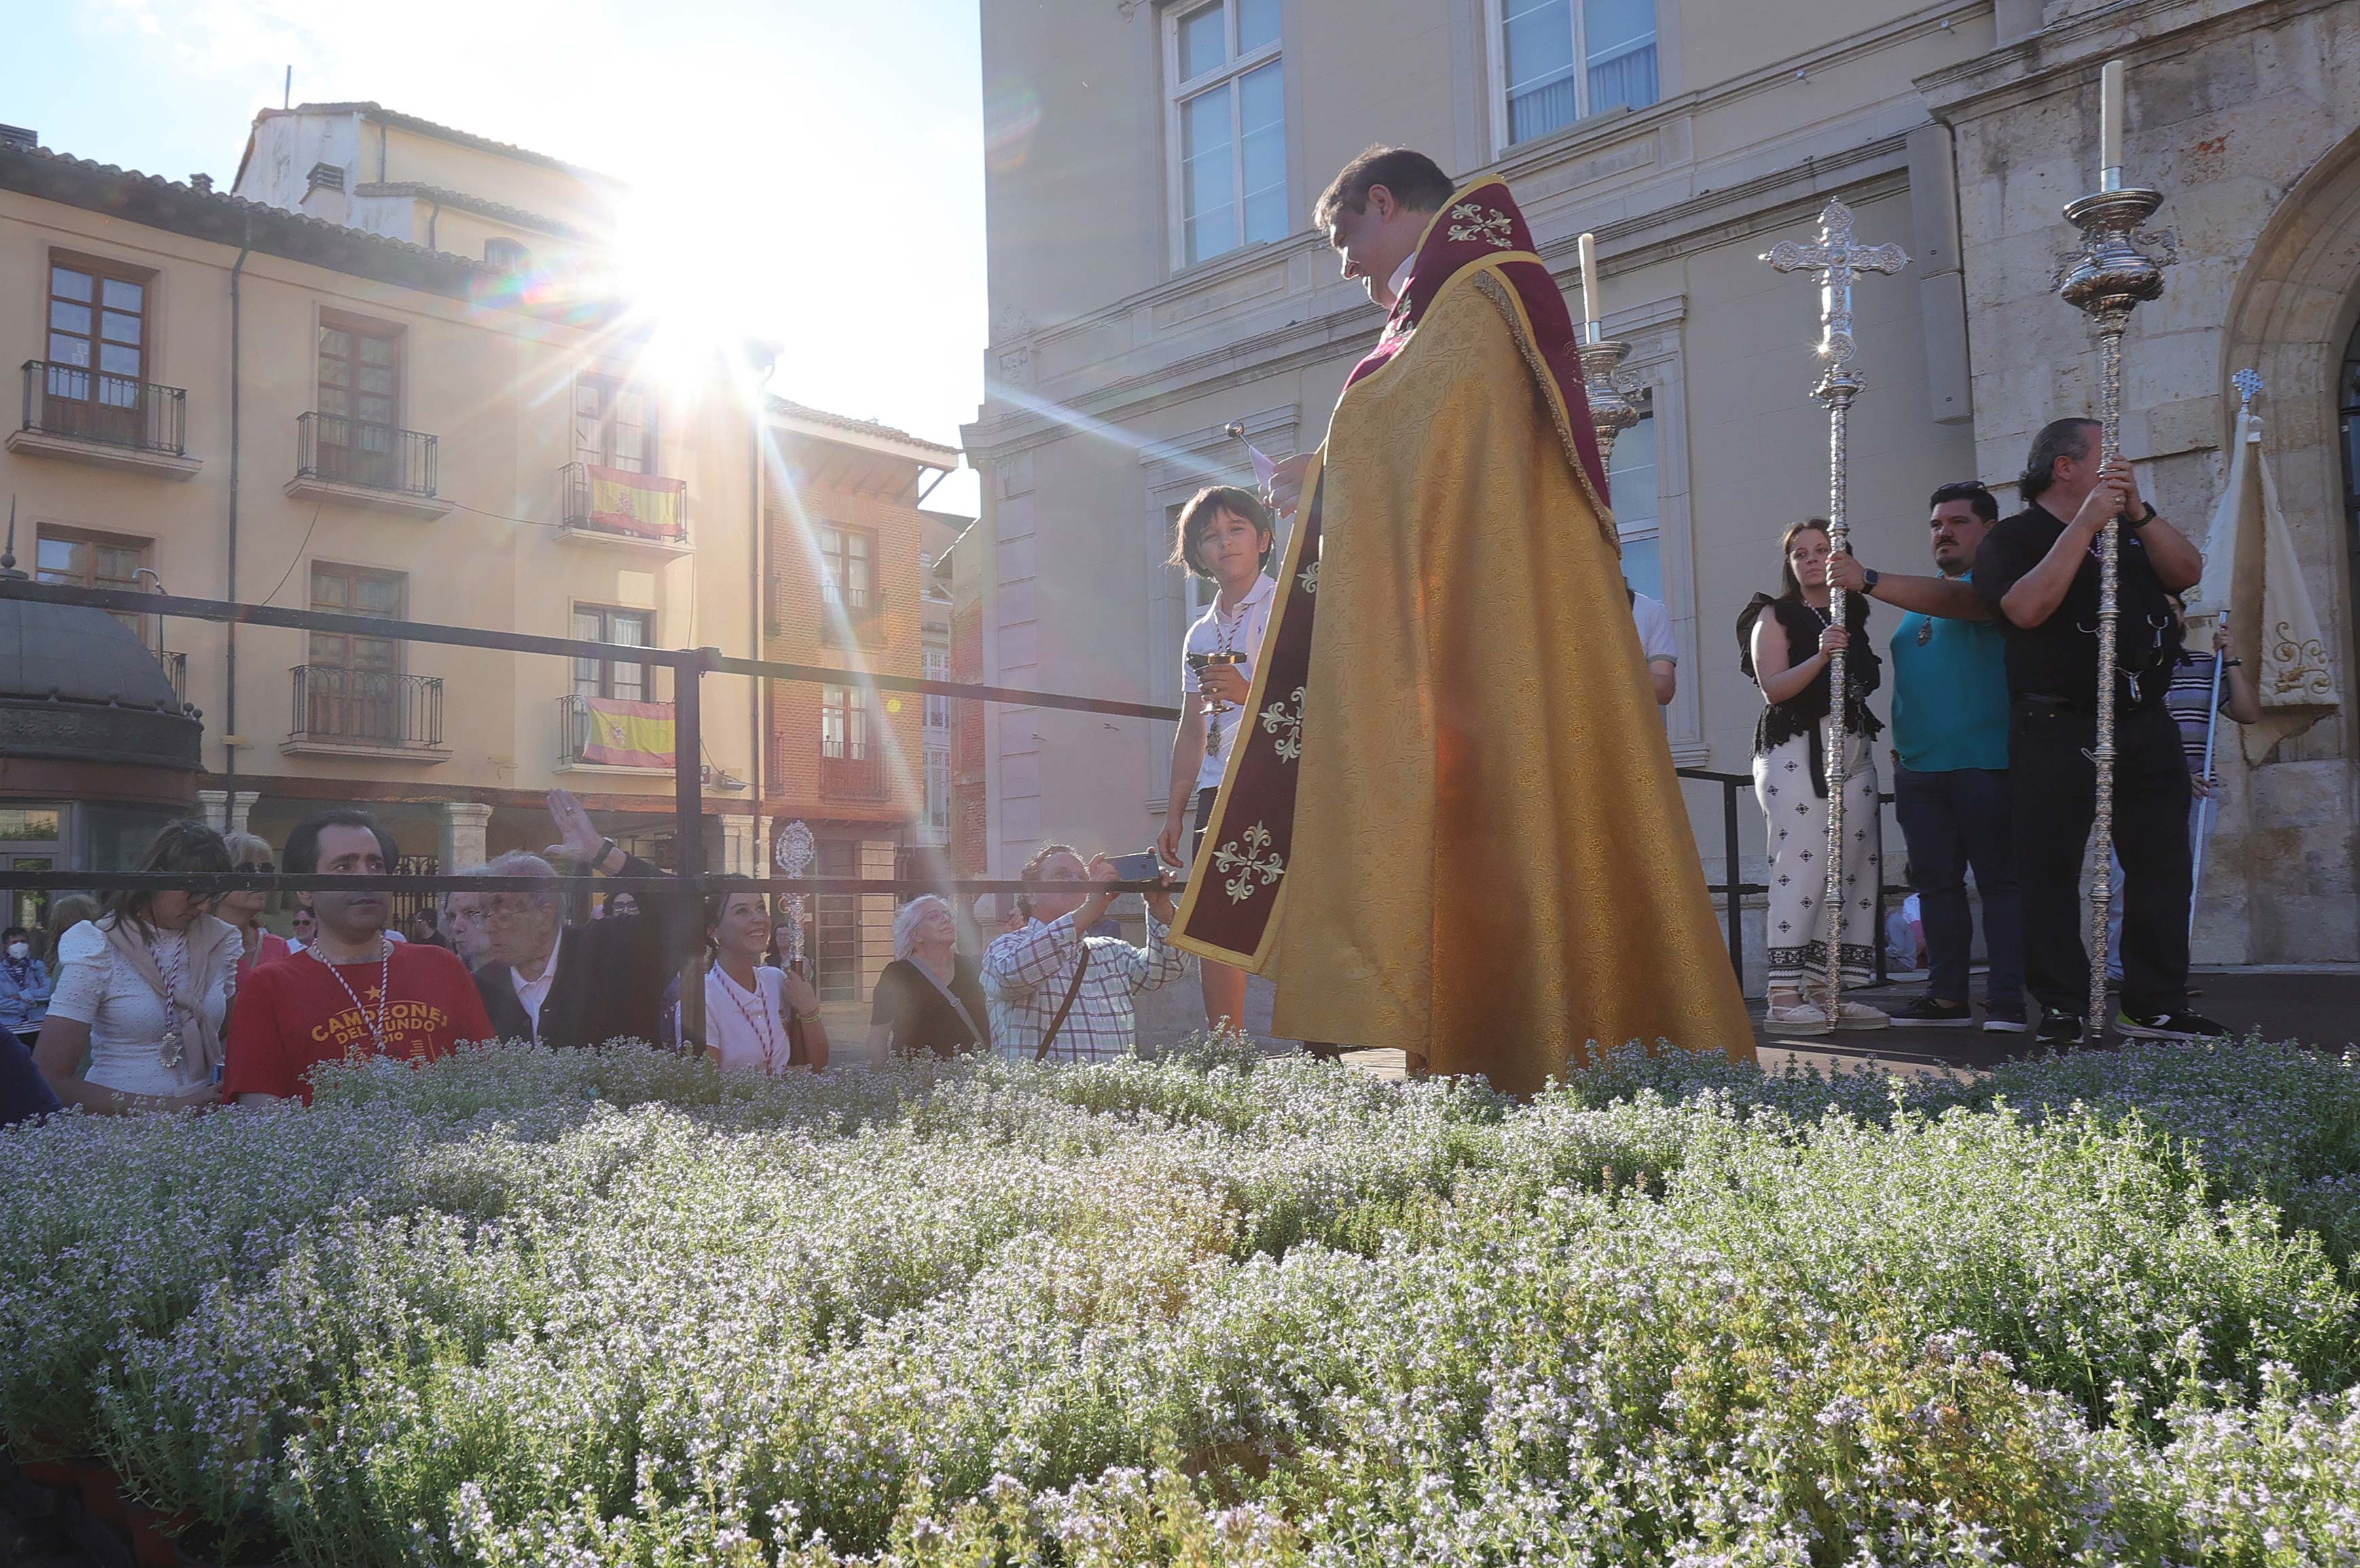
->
[1171,147,1753,1092]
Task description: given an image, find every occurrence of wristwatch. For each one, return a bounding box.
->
[1861,567,1881,592]
[594,836,621,875]
[2124,503,2157,529]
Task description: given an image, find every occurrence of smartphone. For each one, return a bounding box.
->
[1108,850,1166,884]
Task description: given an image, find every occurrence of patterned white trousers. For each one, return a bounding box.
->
[1752,723,1883,994]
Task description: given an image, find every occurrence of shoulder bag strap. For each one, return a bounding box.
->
[1034,943,1093,1063]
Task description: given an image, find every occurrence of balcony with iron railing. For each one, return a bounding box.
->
[558,693,674,771]
[818,747,888,801]
[288,413,451,518]
[153,648,187,706]
[10,361,198,477]
[559,462,690,554]
[820,581,887,650]
[284,664,448,761]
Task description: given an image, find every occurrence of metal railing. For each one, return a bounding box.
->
[19,361,186,455]
[558,693,671,769]
[1677,765,1908,987]
[295,412,437,497]
[388,856,441,928]
[560,462,687,543]
[153,648,187,704]
[0,577,1858,999]
[289,664,444,748]
[819,750,888,800]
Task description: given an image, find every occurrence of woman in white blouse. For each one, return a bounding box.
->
[35,820,241,1114]
[701,882,829,1073]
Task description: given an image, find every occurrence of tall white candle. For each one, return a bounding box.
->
[1577,232,1601,333]
[2100,58,2125,177]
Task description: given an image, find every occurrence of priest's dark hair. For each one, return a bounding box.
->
[1775,518,1833,602]
[1928,481,2000,522]
[1169,485,1275,579]
[1314,146,1455,232]
[2017,417,2101,503]
[284,808,400,875]
[100,818,231,935]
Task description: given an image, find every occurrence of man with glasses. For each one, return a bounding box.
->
[983,844,1184,1062]
[472,790,688,1049]
[1826,481,2024,1032]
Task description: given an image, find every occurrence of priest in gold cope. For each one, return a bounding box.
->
[1172,147,1755,1091]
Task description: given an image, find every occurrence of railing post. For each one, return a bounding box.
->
[674,650,708,1053]
[1723,777,1745,985]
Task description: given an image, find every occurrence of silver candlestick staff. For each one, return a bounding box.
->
[2054,128,2170,1043]
[1761,197,1908,1017]
[1577,337,1643,469]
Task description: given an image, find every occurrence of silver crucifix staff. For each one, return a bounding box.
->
[1761,198,1908,1018]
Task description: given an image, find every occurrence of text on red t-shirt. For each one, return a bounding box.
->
[223,941,496,1103]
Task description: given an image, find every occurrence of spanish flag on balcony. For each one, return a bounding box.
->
[586,465,687,539]
[582,698,676,769]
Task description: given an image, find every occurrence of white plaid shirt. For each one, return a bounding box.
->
[982,913,1186,1062]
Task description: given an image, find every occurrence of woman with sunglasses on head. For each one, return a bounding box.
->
[218,833,293,987]
[34,819,240,1114]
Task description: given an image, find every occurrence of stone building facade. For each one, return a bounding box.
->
[966,0,2360,987]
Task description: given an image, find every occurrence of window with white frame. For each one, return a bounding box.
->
[1168,0,1286,267]
[1610,410,1662,602]
[1498,0,1658,147]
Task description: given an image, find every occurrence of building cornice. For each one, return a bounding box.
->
[352,181,599,244]
[1914,0,2335,123]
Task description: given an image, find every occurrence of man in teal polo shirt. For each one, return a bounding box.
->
[1827,482,2023,1030]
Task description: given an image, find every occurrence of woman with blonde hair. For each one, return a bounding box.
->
[867,894,990,1060]
[217,832,293,986]
[34,819,240,1114]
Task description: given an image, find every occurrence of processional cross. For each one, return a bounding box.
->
[1760,198,1908,1016]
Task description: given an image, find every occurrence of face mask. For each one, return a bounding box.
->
[5,943,26,960]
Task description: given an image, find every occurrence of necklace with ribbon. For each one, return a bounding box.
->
[310,936,394,1058]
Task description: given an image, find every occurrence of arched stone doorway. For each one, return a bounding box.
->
[2219,128,2360,964]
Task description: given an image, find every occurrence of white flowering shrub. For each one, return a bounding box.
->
[2,1037,2357,1565]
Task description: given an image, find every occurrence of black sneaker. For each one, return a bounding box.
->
[2115,1010,2230,1042]
[1890,997,1976,1028]
[2035,1010,2087,1047]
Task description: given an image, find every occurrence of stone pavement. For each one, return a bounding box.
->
[1284,966,2360,1082]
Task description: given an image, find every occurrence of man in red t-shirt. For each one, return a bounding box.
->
[225,810,494,1106]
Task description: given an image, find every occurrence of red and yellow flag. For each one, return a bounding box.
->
[585,466,687,540]
[581,698,675,768]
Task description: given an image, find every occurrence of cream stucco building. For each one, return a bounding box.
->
[1,103,766,894]
[964,0,2360,978]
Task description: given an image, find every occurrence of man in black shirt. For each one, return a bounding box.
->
[1972,418,2223,1043]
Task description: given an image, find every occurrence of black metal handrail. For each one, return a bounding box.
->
[153,648,187,704]
[289,664,443,748]
[295,412,437,497]
[558,693,672,768]
[1677,765,1910,985]
[560,461,687,542]
[20,360,186,455]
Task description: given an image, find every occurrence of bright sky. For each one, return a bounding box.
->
[0,0,987,514]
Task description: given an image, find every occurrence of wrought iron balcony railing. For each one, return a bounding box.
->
[819,749,888,800]
[560,462,687,543]
[20,361,187,454]
[289,664,443,748]
[153,648,187,704]
[558,693,674,768]
[295,412,437,497]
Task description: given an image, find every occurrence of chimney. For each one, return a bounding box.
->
[299,161,348,225]
[189,173,214,193]
[0,125,36,153]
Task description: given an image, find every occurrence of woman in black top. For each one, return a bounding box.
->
[867,895,992,1061]
[1737,519,1888,1034]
